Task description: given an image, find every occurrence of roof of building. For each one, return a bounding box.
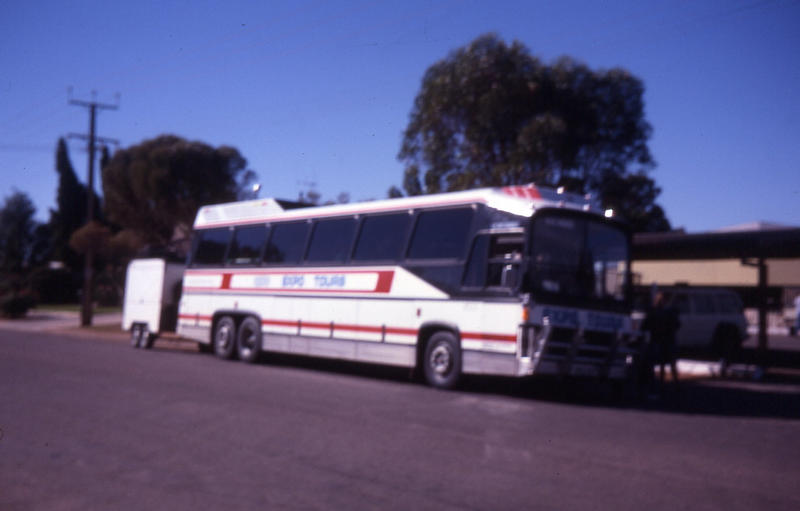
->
[633,226,800,260]
[713,221,798,233]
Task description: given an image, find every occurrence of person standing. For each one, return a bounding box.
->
[641,292,681,388]
[794,293,800,336]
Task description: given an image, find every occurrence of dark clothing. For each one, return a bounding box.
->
[641,305,681,387]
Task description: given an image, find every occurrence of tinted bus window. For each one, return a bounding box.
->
[408,208,473,260]
[264,222,309,264]
[353,213,411,261]
[306,217,357,263]
[463,235,489,287]
[227,225,268,265]
[192,228,231,266]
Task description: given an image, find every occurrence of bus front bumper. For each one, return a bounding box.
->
[516,323,641,380]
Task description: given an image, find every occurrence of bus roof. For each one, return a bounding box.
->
[193,184,603,229]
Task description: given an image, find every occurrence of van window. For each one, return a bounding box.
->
[717,293,742,314]
[692,294,716,314]
[670,293,691,314]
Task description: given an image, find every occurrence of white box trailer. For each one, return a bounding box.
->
[122,258,184,348]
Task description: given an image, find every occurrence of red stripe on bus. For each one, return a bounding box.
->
[260,318,300,328]
[178,313,514,343]
[183,270,395,294]
[184,287,387,295]
[185,269,395,276]
[374,271,394,293]
[502,185,542,200]
[461,331,517,343]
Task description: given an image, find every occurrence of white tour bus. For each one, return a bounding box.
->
[172,184,639,388]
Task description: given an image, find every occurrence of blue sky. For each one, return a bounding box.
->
[1,0,798,232]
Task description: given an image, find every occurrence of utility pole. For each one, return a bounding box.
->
[68,90,119,327]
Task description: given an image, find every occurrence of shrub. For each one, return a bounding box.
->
[28,267,79,304]
[1,293,35,318]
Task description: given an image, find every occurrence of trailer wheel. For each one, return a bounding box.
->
[213,316,237,360]
[423,331,462,390]
[140,331,155,350]
[130,324,142,348]
[236,316,262,363]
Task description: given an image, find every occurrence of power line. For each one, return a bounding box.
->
[0,144,52,153]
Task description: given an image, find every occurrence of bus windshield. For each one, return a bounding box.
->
[526,212,629,308]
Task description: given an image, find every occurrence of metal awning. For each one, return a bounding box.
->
[633,228,800,260]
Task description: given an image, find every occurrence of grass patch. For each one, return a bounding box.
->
[35,303,122,315]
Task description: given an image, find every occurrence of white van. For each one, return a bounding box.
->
[661,288,748,358]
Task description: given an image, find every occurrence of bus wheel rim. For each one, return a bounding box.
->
[431,344,452,375]
[241,328,256,358]
[217,324,232,350]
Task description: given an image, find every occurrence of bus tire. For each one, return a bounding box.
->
[236,316,262,363]
[423,331,462,390]
[213,316,237,360]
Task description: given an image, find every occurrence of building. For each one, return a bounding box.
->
[632,222,800,336]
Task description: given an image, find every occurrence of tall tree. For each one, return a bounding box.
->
[102,135,256,248]
[49,138,83,266]
[49,138,102,267]
[0,190,38,273]
[398,34,669,231]
[599,171,671,233]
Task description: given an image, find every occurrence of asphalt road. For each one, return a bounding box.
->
[2,330,799,511]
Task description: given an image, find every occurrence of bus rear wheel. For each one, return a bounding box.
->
[214,316,237,360]
[236,316,262,363]
[423,331,462,390]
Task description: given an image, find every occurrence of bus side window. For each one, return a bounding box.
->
[352,213,411,262]
[227,225,268,266]
[407,208,474,260]
[463,235,490,287]
[462,234,523,289]
[264,222,309,264]
[487,235,523,288]
[191,227,232,266]
[306,217,358,263]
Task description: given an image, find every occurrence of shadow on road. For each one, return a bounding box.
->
[143,338,800,420]
[462,372,800,420]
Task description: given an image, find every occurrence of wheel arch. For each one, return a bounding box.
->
[210,309,262,341]
[415,321,461,371]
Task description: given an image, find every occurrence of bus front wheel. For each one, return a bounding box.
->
[214,316,237,360]
[423,331,462,390]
